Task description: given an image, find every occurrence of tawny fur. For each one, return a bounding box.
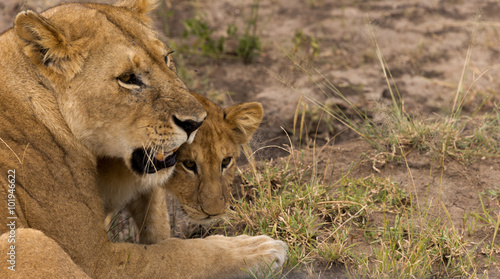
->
[0,0,286,278]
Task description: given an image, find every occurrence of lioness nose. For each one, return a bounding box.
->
[173,115,203,137]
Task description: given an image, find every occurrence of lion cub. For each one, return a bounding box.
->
[101,92,264,244]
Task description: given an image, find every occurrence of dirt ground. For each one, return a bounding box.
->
[2,0,500,277]
[4,0,499,148]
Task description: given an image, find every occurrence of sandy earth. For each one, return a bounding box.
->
[2,0,500,277]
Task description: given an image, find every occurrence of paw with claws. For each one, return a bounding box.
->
[205,234,288,278]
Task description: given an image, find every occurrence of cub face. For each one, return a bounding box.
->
[167,93,264,223]
[13,0,206,184]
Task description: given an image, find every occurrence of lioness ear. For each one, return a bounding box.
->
[223,102,264,144]
[14,11,84,78]
[115,0,158,15]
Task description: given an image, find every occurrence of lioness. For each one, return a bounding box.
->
[0,0,286,278]
[102,92,264,244]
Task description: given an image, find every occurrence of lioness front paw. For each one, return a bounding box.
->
[207,234,287,277]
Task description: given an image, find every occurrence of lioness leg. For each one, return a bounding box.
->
[0,227,286,278]
[102,234,287,278]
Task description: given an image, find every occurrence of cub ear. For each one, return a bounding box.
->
[14,11,84,78]
[115,0,158,15]
[223,102,264,144]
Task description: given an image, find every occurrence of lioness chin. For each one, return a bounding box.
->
[0,0,286,278]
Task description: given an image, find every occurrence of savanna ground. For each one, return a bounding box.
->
[3,0,500,278]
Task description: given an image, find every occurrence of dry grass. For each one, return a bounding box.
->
[209,27,500,278]
[107,20,500,279]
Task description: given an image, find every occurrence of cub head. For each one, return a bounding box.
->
[167,93,264,223]
[13,0,205,184]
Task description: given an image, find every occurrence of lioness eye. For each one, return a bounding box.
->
[117,73,143,90]
[183,161,197,173]
[221,157,232,169]
[118,73,141,85]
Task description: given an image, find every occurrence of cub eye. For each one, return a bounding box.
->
[183,161,197,173]
[117,73,142,89]
[221,157,232,169]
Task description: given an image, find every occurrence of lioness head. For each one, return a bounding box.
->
[13,0,205,183]
[167,92,264,222]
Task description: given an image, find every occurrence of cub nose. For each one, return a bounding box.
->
[173,115,204,138]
